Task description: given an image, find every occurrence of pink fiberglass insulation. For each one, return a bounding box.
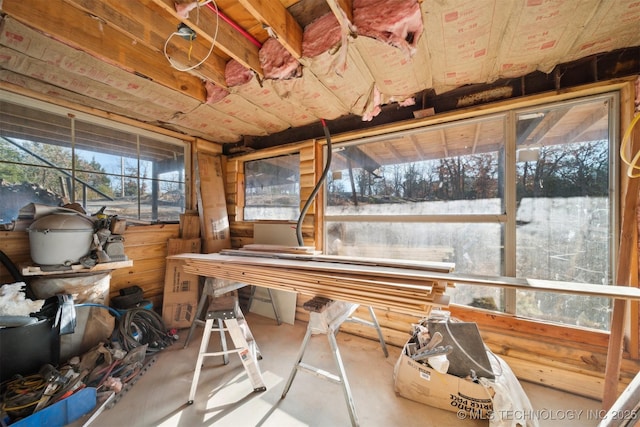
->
[353,0,423,55]
[225,59,254,87]
[259,38,301,80]
[204,80,229,104]
[175,1,197,19]
[302,13,342,58]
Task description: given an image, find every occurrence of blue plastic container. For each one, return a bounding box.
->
[11,387,97,427]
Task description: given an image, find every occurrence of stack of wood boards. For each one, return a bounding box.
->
[168,252,454,317]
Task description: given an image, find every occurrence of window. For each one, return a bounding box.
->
[325,93,617,330]
[0,92,188,224]
[244,154,300,221]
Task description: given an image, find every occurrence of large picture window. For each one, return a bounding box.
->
[325,93,617,330]
[244,154,300,221]
[0,92,188,224]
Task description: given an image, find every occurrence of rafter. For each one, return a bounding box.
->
[326,0,354,30]
[148,0,263,77]
[238,0,303,59]
[1,0,206,101]
[65,0,227,86]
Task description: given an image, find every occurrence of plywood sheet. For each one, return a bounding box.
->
[167,238,202,256]
[250,223,299,325]
[196,153,231,253]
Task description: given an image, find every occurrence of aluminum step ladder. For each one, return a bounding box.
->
[184,277,279,349]
[187,294,266,404]
[281,297,387,427]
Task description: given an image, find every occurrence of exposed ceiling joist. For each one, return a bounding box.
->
[67,0,228,86]
[326,0,354,23]
[149,0,263,78]
[1,0,206,101]
[238,0,303,59]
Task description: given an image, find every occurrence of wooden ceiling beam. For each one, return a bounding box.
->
[238,0,303,59]
[325,0,354,28]
[65,0,227,86]
[1,0,206,101]
[148,0,263,77]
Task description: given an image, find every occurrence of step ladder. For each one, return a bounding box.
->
[187,294,266,404]
[281,297,387,427]
[184,278,279,349]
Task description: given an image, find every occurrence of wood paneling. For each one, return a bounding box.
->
[0,231,30,284]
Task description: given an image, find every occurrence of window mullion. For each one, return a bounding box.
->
[504,111,517,314]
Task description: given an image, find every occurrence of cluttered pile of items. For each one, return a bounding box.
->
[0,203,172,426]
[393,309,537,426]
[0,282,176,426]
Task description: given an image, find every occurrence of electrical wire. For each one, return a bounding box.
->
[202,0,262,48]
[296,119,332,246]
[113,308,173,355]
[1,374,48,420]
[619,112,640,178]
[163,0,219,72]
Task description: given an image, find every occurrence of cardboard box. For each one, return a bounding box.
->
[393,342,494,419]
[162,258,199,329]
[162,296,197,330]
[167,238,202,256]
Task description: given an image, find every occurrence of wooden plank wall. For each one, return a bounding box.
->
[110,224,180,309]
[0,224,179,310]
[0,231,30,284]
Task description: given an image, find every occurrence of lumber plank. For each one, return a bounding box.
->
[238,0,303,58]
[603,83,640,409]
[21,260,132,276]
[2,0,205,100]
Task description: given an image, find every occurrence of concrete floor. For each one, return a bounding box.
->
[84,312,603,427]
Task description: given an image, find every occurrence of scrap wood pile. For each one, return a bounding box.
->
[172,249,454,316]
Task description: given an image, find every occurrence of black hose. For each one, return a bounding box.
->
[115,308,173,355]
[0,249,23,283]
[296,119,332,246]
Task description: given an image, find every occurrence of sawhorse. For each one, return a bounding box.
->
[281,297,387,427]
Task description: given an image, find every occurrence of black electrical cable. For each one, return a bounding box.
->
[0,250,23,283]
[115,308,173,355]
[296,119,332,246]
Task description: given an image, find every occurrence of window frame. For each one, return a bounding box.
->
[0,90,191,223]
[322,88,620,326]
[233,142,309,223]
